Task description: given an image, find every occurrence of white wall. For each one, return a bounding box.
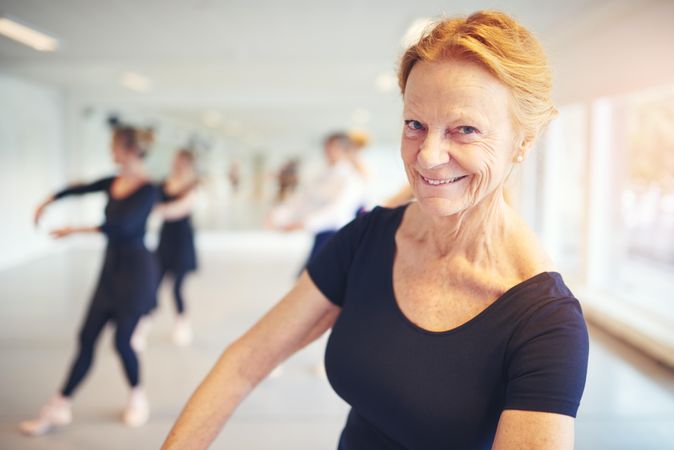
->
[0,74,67,270]
[551,0,674,105]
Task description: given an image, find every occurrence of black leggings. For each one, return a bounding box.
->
[159,269,188,315]
[61,303,142,397]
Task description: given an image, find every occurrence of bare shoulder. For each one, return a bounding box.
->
[504,207,555,279]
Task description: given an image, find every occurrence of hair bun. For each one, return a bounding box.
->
[113,125,154,158]
[138,128,154,146]
[348,130,370,149]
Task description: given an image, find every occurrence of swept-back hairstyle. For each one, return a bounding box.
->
[399,10,557,140]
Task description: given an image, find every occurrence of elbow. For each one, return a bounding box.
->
[227,338,274,391]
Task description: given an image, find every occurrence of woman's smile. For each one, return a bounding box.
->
[419,173,470,186]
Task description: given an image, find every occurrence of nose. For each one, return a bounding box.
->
[417,130,450,170]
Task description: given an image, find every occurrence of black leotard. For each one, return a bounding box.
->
[55,176,159,315]
[156,181,198,275]
[307,205,589,450]
[54,176,159,396]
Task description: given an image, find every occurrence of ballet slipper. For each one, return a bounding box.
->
[19,394,72,436]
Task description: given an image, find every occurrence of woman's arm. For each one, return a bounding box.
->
[49,225,101,239]
[53,177,114,199]
[35,177,114,226]
[156,189,197,221]
[161,272,340,450]
[492,410,574,450]
[495,297,588,450]
[34,195,56,226]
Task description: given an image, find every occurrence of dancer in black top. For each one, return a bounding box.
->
[308,207,587,449]
[162,11,588,450]
[153,149,199,346]
[21,126,158,436]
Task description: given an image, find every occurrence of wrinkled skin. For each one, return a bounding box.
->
[401,59,526,220]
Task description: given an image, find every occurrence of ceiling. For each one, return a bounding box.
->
[1,0,672,151]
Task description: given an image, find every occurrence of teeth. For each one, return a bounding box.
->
[422,175,466,185]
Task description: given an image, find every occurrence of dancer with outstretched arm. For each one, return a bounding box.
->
[20,126,159,435]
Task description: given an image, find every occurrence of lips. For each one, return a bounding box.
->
[420,174,469,186]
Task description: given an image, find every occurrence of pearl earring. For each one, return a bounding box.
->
[516,154,524,163]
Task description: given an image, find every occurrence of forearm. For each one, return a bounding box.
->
[162,340,259,450]
[72,225,102,234]
[157,193,195,221]
[49,225,101,239]
[162,274,339,449]
[162,321,303,449]
[34,195,57,226]
[159,205,191,221]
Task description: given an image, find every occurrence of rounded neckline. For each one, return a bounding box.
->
[386,204,559,336]
[109,177,153,201]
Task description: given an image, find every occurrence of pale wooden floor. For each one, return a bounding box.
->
[1,235,673,449]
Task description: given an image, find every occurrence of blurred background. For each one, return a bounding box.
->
[1,0,673,449]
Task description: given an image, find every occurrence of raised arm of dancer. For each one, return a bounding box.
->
[161,271,339,450]
[156,189,197,221]
[34,177,114,226]
[49,225,101,239]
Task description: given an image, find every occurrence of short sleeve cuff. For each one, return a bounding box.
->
[505,393,581,418]
[307,265,343,307]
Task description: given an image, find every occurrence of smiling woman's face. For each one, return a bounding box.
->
[401,58,520,218]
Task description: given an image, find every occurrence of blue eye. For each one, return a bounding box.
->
[457,125,479,135]
[404,120,424,131]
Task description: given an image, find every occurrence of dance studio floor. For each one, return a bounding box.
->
[1,233,673,450]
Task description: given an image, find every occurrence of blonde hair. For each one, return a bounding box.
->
[348,130,370,149]
[113,126,154,158]
[398,10,557,141]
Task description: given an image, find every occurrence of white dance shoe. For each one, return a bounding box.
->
[19,395,72,436]
[172,316,193,346]
[122,387,149,427]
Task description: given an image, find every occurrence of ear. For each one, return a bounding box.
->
[513,135,534,163]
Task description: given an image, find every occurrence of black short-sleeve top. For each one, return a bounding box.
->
[307,205,589,450]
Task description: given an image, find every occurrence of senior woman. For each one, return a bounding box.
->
[162,10,588,450]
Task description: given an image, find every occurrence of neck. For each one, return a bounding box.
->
[171,171,195,185]
[119,158,147,179]
[413,188,512,265]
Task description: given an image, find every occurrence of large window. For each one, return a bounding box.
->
[539,104,588,282]
[617,91,674,324]
[522,86,674,355]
